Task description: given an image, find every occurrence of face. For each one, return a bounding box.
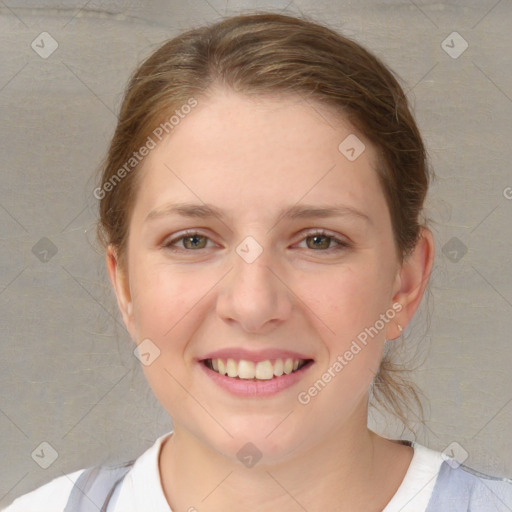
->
[111,88,406,464]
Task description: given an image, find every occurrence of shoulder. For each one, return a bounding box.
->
[1,469,84,512]
[426,460,512,512]
[2,461,136,512]
[2,432,173,512]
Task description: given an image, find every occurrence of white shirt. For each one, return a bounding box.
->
[2,432,445,512]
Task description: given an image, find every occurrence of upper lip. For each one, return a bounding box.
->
[199,348,314,363]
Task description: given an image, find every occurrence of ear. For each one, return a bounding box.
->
[105,244,134,331]
[386,227,435,340]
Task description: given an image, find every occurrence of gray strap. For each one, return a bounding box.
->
[64,461,135,512]
[425,461,512,511]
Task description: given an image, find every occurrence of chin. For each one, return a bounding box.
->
[206,418,309,468]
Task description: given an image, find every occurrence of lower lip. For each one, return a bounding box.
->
[198,361,314,397]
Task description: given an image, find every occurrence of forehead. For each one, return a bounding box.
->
[132,89,388,226]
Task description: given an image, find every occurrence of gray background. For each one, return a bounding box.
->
[1,0,511,506]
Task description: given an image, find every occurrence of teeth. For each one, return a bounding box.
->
[255,360,274,380]
[273,358,284,377]
[207,357,308,380]
[226,358,238,378]
[238,360,255,379]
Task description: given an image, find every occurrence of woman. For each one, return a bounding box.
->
[4,11,511,512]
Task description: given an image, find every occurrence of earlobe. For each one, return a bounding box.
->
[105,245,133,326]
[387,227,435,340]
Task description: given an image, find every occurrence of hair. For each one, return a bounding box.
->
[96,11,431,432]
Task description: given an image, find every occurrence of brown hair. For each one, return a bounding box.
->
[97,11,430,431]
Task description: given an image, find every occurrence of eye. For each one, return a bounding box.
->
[296,230,351,252]
[162,229,351,254]
[163,231,213,252]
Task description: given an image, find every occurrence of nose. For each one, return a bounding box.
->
[216,243,294,334]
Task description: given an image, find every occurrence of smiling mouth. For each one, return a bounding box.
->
[202,358,314,380]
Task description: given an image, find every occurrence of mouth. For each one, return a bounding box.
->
[201,357,314,381]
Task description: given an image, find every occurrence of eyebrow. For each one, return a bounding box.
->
[145,202,371,224]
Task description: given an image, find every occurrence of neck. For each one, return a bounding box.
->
[158,408,411,511]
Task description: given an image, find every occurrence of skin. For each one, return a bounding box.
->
[107,87,435,511]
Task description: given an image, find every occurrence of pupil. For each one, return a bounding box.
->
[186,235,203,248]
[310,235,329,249]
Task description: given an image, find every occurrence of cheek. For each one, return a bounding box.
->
[128,262,207,406]
[302,260,394,341]
[294,263,394,416]
[128,260,202,344]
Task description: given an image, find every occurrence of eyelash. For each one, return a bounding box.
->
[162,229,351,254]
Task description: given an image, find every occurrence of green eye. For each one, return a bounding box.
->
[181,234,208,250]
[299,230,351,252]
[164,230,351,254]
[306,234,333,250]
[164,231,211,252]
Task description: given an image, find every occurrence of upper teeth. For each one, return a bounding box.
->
[210,358,304,380]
